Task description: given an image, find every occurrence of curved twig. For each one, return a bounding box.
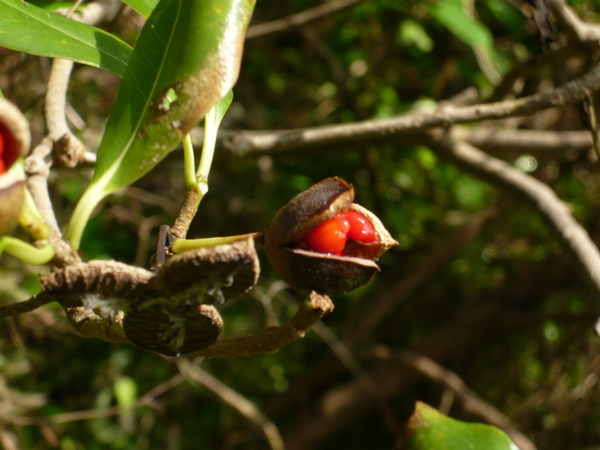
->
[190,291,334,358]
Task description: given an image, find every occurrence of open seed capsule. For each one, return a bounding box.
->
[0,98,31,236]
[264,178,397,296]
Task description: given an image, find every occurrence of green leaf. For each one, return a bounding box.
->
[65,0,256,251]
[113,376,138,408]
[0,0,131,76]
[122,0,159,18]
[397,20,434,53]
[398,402,520,450]
[432,0,493,47]
[28,1,83,12]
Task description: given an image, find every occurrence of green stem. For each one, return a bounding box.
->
[182,133,197,190]
[171,232,260,254]
[64,182,106,251]
[0,236,55,265]
[196,105,218,188]
[170,98,229,239]
[19,188,51,241]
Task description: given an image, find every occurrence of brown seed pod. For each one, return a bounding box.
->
[124,237,260,355]
[153,236,260,303]
[41,238,261,356]
[124,303,223,356]
[0,98,31,236]
[264,177,397,296]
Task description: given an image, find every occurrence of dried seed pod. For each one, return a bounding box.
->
[0,98,31,236]
[124,237,260,355]
[153,236,260,303]
[40,238,261,356]
[40,260,155,300]
[124,303,223,356]
[264,177,397,296]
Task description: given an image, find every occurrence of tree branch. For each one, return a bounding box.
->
[219,61,600,156]
[213,125,593,158]
[0,293,56,319]
[547,0,600,47]
[246,0,364,40]
[425,130,600,297]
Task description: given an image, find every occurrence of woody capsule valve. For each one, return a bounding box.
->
[264,178,397,296]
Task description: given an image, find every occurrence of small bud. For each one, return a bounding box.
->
[265,178,397,296]
[0,98,31,236]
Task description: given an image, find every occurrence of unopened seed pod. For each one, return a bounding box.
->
[264,177,397,296]
[0,98,31,236]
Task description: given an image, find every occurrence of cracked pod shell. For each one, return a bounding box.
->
[265,178,397,296]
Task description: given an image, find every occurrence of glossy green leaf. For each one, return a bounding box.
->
[0,0,131,76]
[65,0,255,250]
[398,402,520,450]
[122,0,159,18]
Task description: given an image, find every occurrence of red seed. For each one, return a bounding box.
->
[0,127,5,174]
[304,215,350,255]
[339,211,376,243]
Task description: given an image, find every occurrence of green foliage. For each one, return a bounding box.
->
[400,402,518,450]
[1,0,600,449]
[64,0,255,250]
[121,0,159,18]
[0,0,131,76]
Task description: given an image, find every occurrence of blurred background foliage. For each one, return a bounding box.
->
[1,0,600,448]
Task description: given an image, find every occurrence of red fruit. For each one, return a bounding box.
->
[340,211,376,243]
[304,215,350,255]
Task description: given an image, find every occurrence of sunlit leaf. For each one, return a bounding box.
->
[0,0,131,76]
[65,0,256,250]
[398,402,520,450]
[121,0,159,18]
